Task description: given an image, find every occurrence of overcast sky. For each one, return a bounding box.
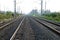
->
[0,0,60,14]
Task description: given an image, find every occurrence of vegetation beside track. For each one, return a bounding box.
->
[0,11,20,22]
[42,12,60,22]
[28,9,60,22]
[32,12,60,22]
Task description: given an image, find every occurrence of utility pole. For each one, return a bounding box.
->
[45,0,46,13]
[14,0,16,17]
[41,0,43,15]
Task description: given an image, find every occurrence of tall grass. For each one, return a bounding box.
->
[0,11,19,21]
[43,12,60,22]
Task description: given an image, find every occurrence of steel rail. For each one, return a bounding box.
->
[10,17,25,40]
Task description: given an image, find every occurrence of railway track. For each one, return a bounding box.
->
[0,18,16,27]
[35,17,60,26]
[0,17,20,27]
[0,20,11,27]
[10,17,25,40]
[32,16,60,35]
[0,16,22,30]
[0,16,24,40]
[0,16,60,40]
[29,17,60,40]
[12,17,35,40]
[11,16,60,40]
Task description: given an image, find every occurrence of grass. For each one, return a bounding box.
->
[0,11,20,22]
[42,13,60,22]
[0,14,13,21]
[43,16,60,22]
[32,12,60,22]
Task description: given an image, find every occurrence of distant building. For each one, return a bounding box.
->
[29,9,39,16]
[45,10,51,14]
[38,10,51,14]
[0,11,5,14]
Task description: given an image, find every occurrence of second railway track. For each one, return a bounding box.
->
[0,16,60,40]
[32,16,60,35]
[35,17,60,26]
[0,16,24,40]
[29,17,60,40]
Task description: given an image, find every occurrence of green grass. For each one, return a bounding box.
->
[42,13,60,22]
[0,14,13,21]
[0,11,20,21]
[43,16,60,22]
[32,12,60,22]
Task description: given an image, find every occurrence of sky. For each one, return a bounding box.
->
[0,0,60,14]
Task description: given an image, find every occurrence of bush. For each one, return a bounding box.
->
[43,12,60,22]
